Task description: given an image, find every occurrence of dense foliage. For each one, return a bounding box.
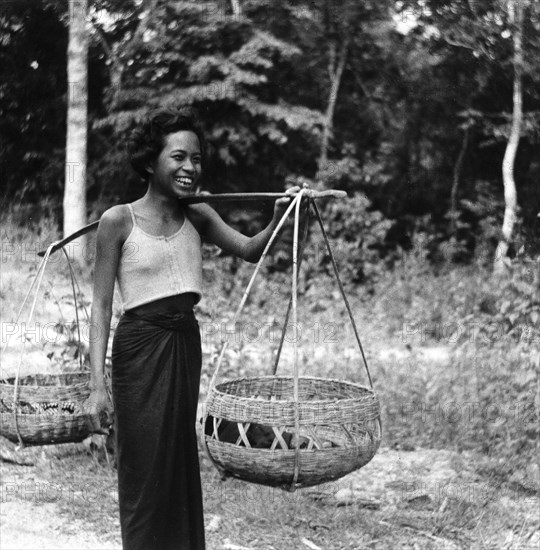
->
[1,0,539,264]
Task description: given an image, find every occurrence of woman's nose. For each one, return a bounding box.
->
[182,159,195,173]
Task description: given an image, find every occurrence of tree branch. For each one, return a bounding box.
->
[92,22,115,61]
[442,35,476,50]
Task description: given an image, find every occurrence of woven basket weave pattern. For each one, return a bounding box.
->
[0,372,91,445]
[206,376,380,425]
[205,441,379,488]
[204,375,382,489]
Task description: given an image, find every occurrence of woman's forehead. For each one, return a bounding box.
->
[163,130,201,152]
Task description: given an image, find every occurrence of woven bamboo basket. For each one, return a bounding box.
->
[202,189,382,490]
[204,375,381,488]
[0,244,92,446]
[0,372,91,445]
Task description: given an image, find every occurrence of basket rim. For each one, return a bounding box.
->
[211,374,378,405]
[1,410,90,418]
[0,371,89,386]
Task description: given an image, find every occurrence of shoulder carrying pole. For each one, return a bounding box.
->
[38,190,347,256]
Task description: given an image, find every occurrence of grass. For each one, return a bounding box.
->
[14,441,535,549]
[1,214,538,549]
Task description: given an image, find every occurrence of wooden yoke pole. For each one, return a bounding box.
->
[38,190,347,256]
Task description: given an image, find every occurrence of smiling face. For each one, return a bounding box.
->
[148,130,202,198]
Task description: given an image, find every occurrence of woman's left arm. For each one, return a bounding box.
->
[189,186,300,263]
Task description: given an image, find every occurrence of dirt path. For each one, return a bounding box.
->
[1,446,538,550]
[0,501,119,549]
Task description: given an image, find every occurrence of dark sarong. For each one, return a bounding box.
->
[112,309,205,550]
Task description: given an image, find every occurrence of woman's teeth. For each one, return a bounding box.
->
[175,177,193,188]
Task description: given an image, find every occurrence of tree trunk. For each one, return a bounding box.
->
[63,0,88,264]
[493,0,524,276]
[318,37,349,176]
[93,24,123,109]
[94,0,158,111]
[231,0,242,17]
[449,125,470,234]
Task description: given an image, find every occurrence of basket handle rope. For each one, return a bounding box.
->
[271,208,311,375]
[272,199,374,389]
[309,198,373,389]
[1,242,89,447]
[290,188,304,488]
[206,191,305,394]
[62,247,90,367]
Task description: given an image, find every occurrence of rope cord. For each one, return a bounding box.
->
[62,248,89,371]
[290,189,305,490]
[310,199,374,388]
[1,248,54,361]
[206,193,302,393]
[271,207,311,376]
[64,250,91,322]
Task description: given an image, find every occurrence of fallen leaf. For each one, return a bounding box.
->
[301,538,322,550]
[207,514,221,532]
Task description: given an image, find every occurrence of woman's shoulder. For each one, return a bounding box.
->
[97,204,132,242]
[186,202,215,236]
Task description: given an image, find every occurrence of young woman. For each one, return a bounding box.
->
[85,106,298,550]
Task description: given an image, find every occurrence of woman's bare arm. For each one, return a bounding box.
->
[187,187,299,262]
[86,205,127,430]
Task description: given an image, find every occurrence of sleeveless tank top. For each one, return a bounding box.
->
[116,204,203,310]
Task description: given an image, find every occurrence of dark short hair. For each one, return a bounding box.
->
[128,106,206,180]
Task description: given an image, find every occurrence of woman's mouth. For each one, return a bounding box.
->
[175,176,194,189]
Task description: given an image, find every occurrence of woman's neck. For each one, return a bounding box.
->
[141,186,182,218]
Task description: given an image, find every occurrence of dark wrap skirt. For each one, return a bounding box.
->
[112,309,205,550]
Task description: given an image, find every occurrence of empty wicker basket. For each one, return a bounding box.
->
[202,190,382,490]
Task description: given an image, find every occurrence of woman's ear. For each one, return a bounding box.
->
[146,164,154,175]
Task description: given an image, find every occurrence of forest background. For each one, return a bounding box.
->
[0,1,539,547]
[2,0,540,266]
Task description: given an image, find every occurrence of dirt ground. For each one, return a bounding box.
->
[0,501,118,549]
[1,444,538,550]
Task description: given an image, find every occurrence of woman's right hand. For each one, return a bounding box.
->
[83,388,114,435]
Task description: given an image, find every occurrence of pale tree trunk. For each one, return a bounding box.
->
[64,0,89,264]
[493,0,524,276]
[449,125,470,234]
[231,0,242,17]
[318,37,349,175]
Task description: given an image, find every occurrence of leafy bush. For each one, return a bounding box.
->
[302,192,393,286]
